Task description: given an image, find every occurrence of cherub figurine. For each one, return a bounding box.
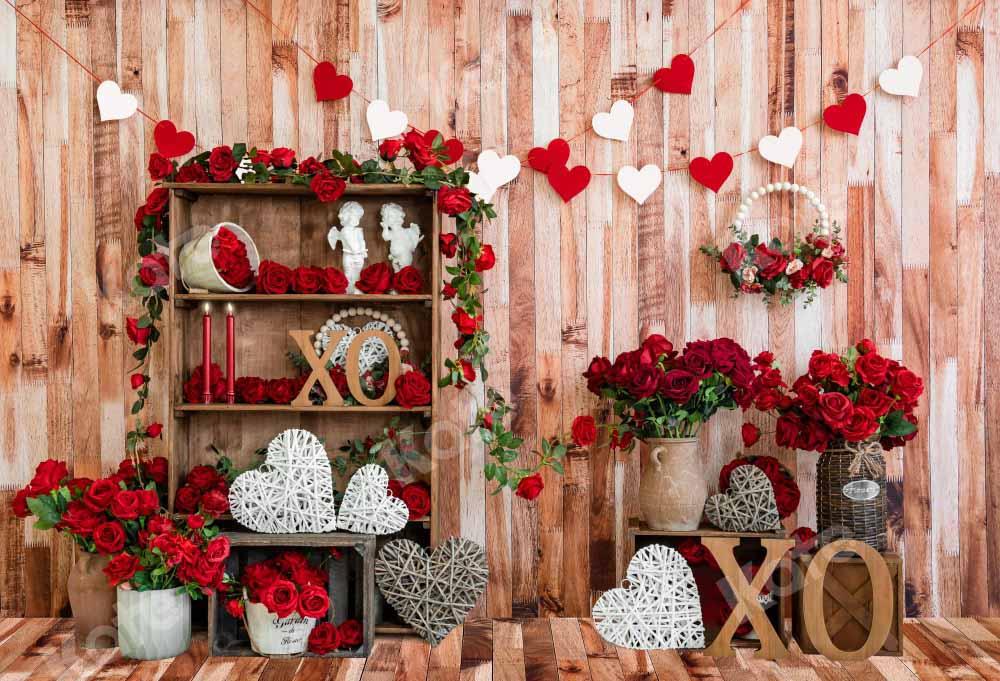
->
[327,201,367,293]
[380,203,424,272]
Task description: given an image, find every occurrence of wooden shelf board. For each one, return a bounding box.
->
[374,624,417,636]
[222,531,376,547]
[161,182,431,197]
[174,293,432,306]
[627,518,787,539]
[174,404,431,416]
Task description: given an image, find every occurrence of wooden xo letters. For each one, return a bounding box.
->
[289,329,402,407]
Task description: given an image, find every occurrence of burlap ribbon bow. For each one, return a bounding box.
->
[843,439,885,478]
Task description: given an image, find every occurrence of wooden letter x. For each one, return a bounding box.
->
[289,329,346,407]
[702,537,794,660]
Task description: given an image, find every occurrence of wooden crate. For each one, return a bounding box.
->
[163,183,442,535]
[792,552,904,656]
[624,518,791,650]
[207,532,377,657]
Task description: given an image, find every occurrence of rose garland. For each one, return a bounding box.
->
[129,133,561,494]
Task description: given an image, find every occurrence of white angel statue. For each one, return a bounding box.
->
[327,201,368,293]
[380,203,424,272]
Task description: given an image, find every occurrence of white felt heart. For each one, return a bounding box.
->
[592,544,705,650]
[879,55,923,97]
[228,429,338,533]
[757,126,803,168]
[336,464,409,534]
[616,164,662,205]
[592,100,634,142]
[468,150,520,202]
[96,81,138,122]
[366,100,409,141]
[704,464,781,533]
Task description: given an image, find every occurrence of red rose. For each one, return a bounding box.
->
[439,233,459,258]
[659,369,699,403]
[775,414,802,448]
[185,465,220,491]
[243,562,280,596]
[200,489,230,518]
[789,267,810,289]
[298,156,325,175]
[297,584,330,619]
[817,392,853,429]
[205,536,231,564]
[892,369,924,405]
[174,485,201,513]
[144,188,170,215]
[292,266,323,294]
[387,480,404,497]
[183,363,227,404]
[840,406,878,442]
[266,378,296,405]
[797,419,831,452]
[148,153,174,180]
[59,500,101,536]
[256,260,293,294]
[329,366,349,399]
[146,423,164,439]
[11,488,31,518]
[807,351,840,381]
[117,459,138,482]
[126,317,151,345]
[110,490,140,520]
[857,387,893,417]
[260,579,299,618]
[225,599,245,619]
[792,526,818,555]
[321,267,348,294]
[720,242,746,273]
[475,244,496,272]
[93,522,126,554]
[442,283,457,299]
[452,309,482,336]
[356,262,393,294]
[681,343,713,378]
[583,356,612,394]
[176,163,208,183]
[855,353,890,386]
[270,147,296,169]
[643,335,675,360]
[208,146,238,182]
[252,149,272,165]
[136,489,159,516]
[394,371,431,408]
[379,139,403,161]
[338,619,363,648]
[754,351,774,367]
[104,553,141,587]
[148,515,174,535]
[400,482,431,520]
[810,257,834,287]
[438,186,473,216]
[772,477,801,518]
[187,513,205,529]
[404,131,439,170]
[571,415,597,447]
[457,359,477,386]
[754,244,788,280]
[515,473,544,501]
[392,266,423,294]
[29,459,69,494]
[310,171,347,203]
[82,478,118,512]
[308,622,342,655]
[741,423,760,447]
[856,338,877,355]
[130,373,146,390]
[236,376,267,404]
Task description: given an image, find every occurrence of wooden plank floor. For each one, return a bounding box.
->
[1,617,999,680]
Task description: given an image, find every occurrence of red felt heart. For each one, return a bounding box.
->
[424,130,464,164]
[689,152,733,193]
[823,93,867,135]
[154,120,195,158]
[652,54,695,95]
[527,138,571,174]
[313,61,354,102]
[548,164,591,202]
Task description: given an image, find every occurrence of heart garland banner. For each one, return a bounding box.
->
[757,126,803,169]
[879,55,923,97]
[689,152,734,193]
[548,164,591,202]
[823,93,867,136]
[527,138,571,173]
[468,150,521,202]
[366,100,409,141]
[96,81,138,122]
[653,54,696,94]
[313,61,354,102]
[592,100,634,142]
[616,164,662,205]
[153,120,196,158]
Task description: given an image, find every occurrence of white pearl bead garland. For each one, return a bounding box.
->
[318,309,410,351]
[732,182,831,235]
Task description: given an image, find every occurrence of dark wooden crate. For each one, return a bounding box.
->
[207,531,377,658]
[624,518,791,650]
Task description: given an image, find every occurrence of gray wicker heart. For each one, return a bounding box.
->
[374,537,488,646]
[704,464,781,532]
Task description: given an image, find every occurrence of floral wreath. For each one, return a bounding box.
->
[129,134,558,494]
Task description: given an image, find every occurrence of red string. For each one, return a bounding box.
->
[242,0,321,66]
[689,0,753,56]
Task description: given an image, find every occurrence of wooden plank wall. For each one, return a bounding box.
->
[0,0,995,619]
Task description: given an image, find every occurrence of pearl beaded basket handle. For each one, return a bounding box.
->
[732,182,832,236]
[314,307,410,375]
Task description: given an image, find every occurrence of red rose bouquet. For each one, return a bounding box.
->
[744,338,922,452]
[582,335,755,443]
[211,226,254,289]
[173,454,236,519]
[700,222,847,306]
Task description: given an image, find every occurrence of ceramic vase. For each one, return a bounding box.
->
[67,551,117,649]
[245,601,316,656]
[638,437,707,531]
[117,587,191,660]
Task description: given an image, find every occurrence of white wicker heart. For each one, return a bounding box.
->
[592,544,705,650]
[313,308,408,375]
[704,464,781,533]
[228,429,338,533]
[375,537,488,646]
[336,464,410,534]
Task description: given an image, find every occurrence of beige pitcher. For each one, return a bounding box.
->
[67,551,117,648]
[638,437,707,531]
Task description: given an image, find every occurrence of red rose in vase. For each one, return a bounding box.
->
[356,262,392,294]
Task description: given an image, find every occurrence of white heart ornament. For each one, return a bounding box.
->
[336,464,409,534]
[96,80,138,122]
[228,429,338,533]
[469,150,521,202]
[616,164,662,205]
[879,55,923,97]
[592,100,634,142]
[366,100,409,141]
[757,126,803,168]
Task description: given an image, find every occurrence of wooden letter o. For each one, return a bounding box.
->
[345,329,401,406]
[801,539,893,661]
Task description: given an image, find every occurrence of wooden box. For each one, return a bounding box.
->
[792,552,903,656]
[207,532,377,657]
[625,518,791,650]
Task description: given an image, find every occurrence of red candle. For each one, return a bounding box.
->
[202,303,212,403]
[226,304,235,404]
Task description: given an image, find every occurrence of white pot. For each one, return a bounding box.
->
[245,601,317,656]
[117,587,192,660]
[178,222,260,293]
